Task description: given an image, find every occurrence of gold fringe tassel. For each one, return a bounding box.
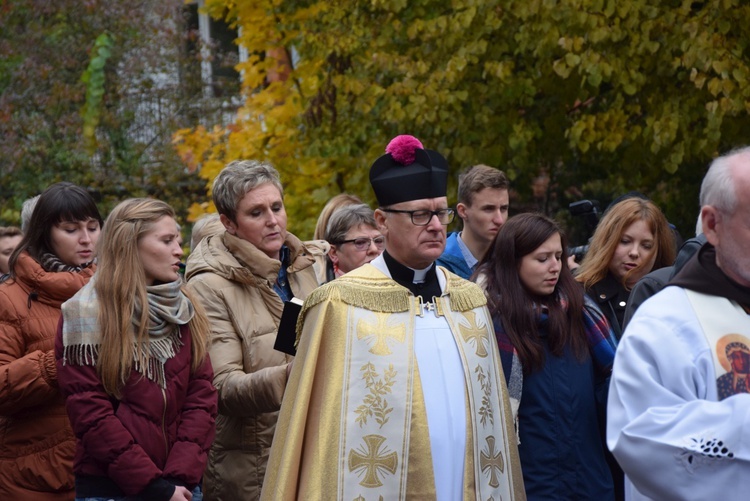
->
[445,274,487,312]
[294,271,487,346]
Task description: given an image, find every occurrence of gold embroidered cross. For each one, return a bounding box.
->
[348,434,398,488]
[480,435,505,488]
[459,311,489,358]
[357,312,406,356]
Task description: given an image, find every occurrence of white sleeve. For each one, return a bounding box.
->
[607,288,750,500]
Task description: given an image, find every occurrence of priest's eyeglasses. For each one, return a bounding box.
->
[380,208,455,226]
[338,236,386,251]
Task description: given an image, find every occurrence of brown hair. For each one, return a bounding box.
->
[457,164,509,206]
[475,213,588,373]
[8,182,102,278]
[0,226,22,239]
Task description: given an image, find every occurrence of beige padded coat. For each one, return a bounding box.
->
[185,231,323,501]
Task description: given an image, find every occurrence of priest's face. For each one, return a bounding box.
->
[375,197,448,269]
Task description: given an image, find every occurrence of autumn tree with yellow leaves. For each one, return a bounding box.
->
[174,0,750,240]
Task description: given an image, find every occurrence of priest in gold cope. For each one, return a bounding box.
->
[261,135,525,500]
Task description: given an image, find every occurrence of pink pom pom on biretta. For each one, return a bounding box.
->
[385,135,424,165]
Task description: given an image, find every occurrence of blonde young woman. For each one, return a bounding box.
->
[0,182,102,500]
[574,196,675,501]
[56,199,217,501]
[575,197,676,340]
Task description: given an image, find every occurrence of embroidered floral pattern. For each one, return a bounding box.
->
[354,362,396,428]
[475,365,494,427]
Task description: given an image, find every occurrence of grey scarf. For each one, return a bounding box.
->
[62,278,195,388]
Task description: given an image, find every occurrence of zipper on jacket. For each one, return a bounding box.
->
[161,387,168,458]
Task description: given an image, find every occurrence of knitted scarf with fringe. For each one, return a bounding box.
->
[61,278,194,388]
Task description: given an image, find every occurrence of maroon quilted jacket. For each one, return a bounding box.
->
[55,322,217,500]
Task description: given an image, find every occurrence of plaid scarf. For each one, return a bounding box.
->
[493,295,617,424]
[61,278,194,388]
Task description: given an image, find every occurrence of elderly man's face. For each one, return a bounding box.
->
[704,160,750,287]
[375,197,448,269]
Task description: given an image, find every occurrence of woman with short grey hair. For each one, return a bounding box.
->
[184,159,326,499]
[211,160,284,221]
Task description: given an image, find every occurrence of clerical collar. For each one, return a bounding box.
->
[382,250,441,301]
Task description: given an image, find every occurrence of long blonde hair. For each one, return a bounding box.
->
[95,198,210,397]
[576,197,676,290]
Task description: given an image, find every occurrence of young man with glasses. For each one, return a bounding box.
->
[262,135,525,500]
[438,164,510,279]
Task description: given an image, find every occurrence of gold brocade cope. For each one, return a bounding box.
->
[439,294,523,499]
[261,264,525,501]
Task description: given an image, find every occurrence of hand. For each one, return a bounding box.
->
[169,486,193,501]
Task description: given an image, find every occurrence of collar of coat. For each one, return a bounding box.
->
[5,251,95,308]
[219,231,315,284]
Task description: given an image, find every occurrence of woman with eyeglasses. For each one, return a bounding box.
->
[324,204,384,280]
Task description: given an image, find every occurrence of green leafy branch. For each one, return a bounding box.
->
[80,32,114,153]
